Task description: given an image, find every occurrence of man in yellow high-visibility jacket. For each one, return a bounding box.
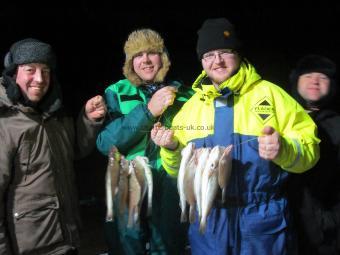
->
[151,17,320,255]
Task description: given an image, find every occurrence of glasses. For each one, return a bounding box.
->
[202,49,236,62]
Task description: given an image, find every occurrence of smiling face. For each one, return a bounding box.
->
[201,49,240,86]
[297,72,330,102]
[15,63,51,102]
[132,51,162,84]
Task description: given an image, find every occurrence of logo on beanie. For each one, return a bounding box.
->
[223,31,230,38]
[251,97,275,123]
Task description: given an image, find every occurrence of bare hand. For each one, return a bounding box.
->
[258,126,281,160]
[151,122,178,150]
[85,95,107,121]
[147,86,177,117]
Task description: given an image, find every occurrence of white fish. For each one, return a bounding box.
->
[134,156,153,217]
[127,161,141,228]
[200,146,224,233]
[218,145,233,203]
[117,156,130,216]
[183,149,199,223]
[178,142,195,222]
[193,147,211,222]
[105,146,121,222]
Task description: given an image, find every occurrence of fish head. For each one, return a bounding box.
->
[120,156,130,172]
[181,142,195,157]
[128,160,135,175]
[135,156,149,165]
[206,146,224,171]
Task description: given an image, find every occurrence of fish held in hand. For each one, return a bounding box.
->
[178,142,195,222]
[194,147,211,222]
[200,146,224,233]
[218,145,233,203]
[184,149,199,223]
[133,156,153,217]
[105,146,121,222]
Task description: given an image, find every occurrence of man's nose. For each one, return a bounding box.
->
[33,69,43,82]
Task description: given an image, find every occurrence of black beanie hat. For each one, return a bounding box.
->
[290,54,337,109]
[290,54,336,80]
[196,18,242,60]
[4,38,56,69]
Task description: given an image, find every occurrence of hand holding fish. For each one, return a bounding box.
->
[85,95,107,121]
[151,122,178,150]
[258,126,281,160]
[147,86,177,117]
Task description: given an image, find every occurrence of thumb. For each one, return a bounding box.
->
[262,126,275,135]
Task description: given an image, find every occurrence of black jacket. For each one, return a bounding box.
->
[288,109,340,255]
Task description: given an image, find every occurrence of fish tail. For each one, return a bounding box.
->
[180,210,187,222]
[189,205,196,224]
[199,217,206,234]
[221,188,226,203]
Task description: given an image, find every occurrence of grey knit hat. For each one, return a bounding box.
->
[4,38,56,69]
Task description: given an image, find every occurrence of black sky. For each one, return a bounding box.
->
[1,2,339,113]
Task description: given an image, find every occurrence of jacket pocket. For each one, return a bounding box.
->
[239,204,288,254]
[12,196,64,254]
[15,141,32,180]
[240,211,287,235]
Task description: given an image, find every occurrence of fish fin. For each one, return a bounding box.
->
[221,188,226,203]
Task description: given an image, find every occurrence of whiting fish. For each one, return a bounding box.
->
[127,161,142,228]
[105,146,121,222]
[133,156,153,217]
[178,142,195,222]
[117,156,129,216]
[194,147,211,222]
[199,146,224,233]
[184,149,199,223]
[218,145,233,203]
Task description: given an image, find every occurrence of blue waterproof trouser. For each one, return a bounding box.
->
[189,197,292,255]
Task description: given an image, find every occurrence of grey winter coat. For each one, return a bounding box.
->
[0,78,102,255]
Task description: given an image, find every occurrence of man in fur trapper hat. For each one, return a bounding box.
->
[288,54,340,255]
[123,29,170,86]
[0,38,106,254]
[96,29,192,255]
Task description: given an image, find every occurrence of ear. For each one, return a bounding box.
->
[4,52,13,68]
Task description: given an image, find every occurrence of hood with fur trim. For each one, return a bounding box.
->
[123,29,170,86]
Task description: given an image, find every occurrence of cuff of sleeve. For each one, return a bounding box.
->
[142,104,156,122]
[273,137,299,170]
[81,107,104,127]
[160,144,183,177]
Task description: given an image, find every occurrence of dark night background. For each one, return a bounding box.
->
[1,2,339,254]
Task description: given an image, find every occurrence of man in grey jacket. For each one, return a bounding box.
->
[0,38,106,255]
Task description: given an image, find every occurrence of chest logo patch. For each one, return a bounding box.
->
[251,97,275,123]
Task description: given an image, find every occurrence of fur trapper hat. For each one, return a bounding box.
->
[123,29,170,86]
